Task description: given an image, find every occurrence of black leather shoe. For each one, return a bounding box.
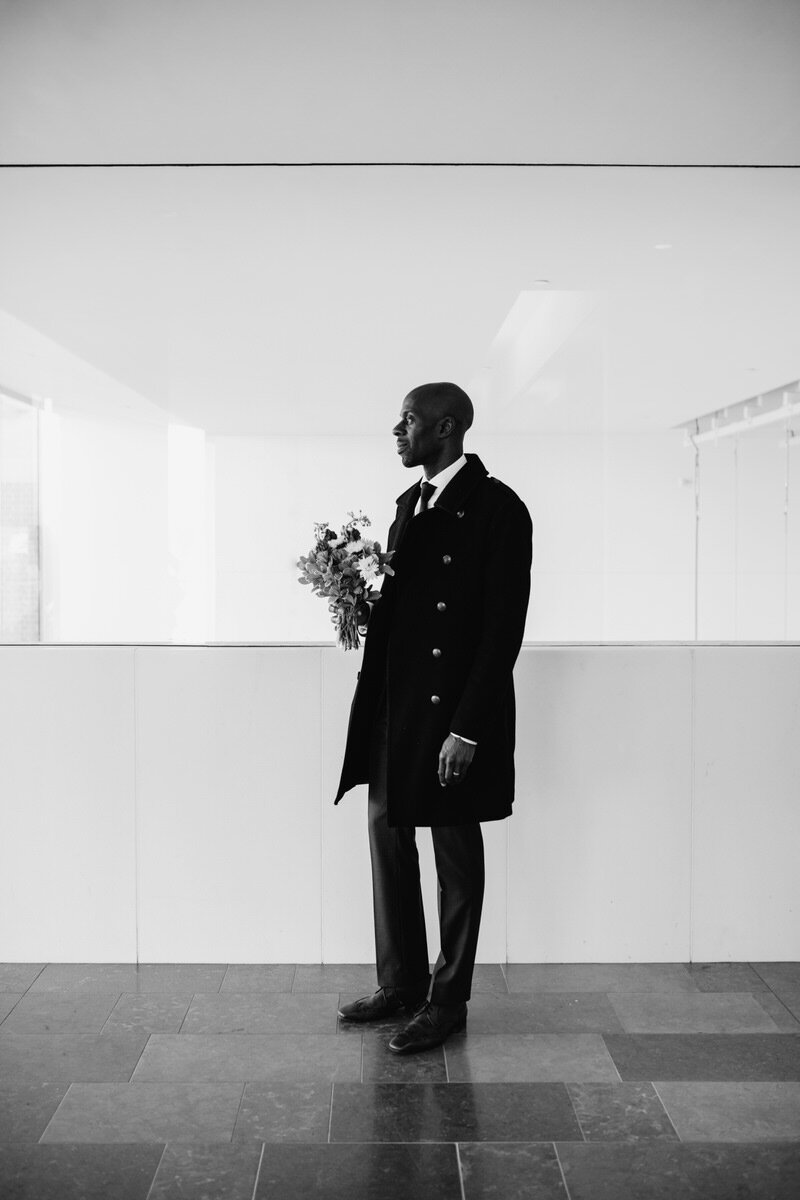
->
[388,1001,467,1054]
[337,986,427,1023]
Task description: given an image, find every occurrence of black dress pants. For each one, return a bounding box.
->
[367,702,485,1006]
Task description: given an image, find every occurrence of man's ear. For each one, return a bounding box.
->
[439,416,455,437]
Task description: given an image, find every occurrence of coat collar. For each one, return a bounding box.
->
[389,454,489,553]
[395,452,489,517]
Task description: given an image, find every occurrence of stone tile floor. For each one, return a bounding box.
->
[1,962,799,1198]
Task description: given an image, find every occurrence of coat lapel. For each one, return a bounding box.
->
[388,481,420,552]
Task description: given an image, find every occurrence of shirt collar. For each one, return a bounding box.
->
[423,454,468,505]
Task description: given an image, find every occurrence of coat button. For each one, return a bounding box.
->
[432,648,442,658]
[456,510,465,519]
[431,695,441,704]
[437,601,447,612]
[442,554,452,565]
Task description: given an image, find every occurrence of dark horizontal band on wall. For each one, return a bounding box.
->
[1,161,799,170]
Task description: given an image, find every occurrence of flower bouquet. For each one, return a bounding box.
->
[297,512,394,650]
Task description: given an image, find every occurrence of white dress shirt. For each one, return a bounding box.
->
[413,454,468,515]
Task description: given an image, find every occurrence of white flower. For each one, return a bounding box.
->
[328,536,345,548]
[357,555,381,584]
[348,538,365,553]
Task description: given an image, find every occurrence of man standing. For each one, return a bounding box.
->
[335,381,532,1054]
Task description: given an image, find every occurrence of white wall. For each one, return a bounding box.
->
[29,415,800,644]
[212,435,401,644]
[1,644,798,964]
[211,430,698,644]
[697,428,800,639]
[0,647,138,960]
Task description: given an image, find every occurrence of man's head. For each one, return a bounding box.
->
[392,382,474,477]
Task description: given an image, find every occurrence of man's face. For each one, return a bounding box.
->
[392,395,442,469]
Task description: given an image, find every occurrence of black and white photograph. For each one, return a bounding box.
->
[1,1,799,1196]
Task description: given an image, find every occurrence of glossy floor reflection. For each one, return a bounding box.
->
[1,962,799,1198]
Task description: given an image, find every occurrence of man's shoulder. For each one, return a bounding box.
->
[483,473,522,501]
[479,473,530,517]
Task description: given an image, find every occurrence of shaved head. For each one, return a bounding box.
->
[405,382,474,435]
[392,381,474,477]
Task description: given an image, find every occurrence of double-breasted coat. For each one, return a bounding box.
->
[335,454,533,827]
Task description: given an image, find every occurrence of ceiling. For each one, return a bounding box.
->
[1,1,799,436]
[2,0,799,166]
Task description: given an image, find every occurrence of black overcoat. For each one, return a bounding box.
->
[335,454,533,827]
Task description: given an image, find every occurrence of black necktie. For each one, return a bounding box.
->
[419,481,437,512]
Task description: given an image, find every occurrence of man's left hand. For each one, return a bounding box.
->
[438,735,475,787]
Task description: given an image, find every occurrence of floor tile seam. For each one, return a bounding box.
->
[651,1078,800,1087]
[36,1079,76,1144]
[176,993,199,1034]
[552,1141,574,1199]
[322,1137,559,1146]
[97,991,128,1037]
[606,1003,796,1032]
[174,1023,344,1037]
[749,963,774,993]
[29,1133,800,1149]
[457,1133,800,1146]
[753,989,800,1028]
[337,1080,585,1092]
[454,1139,580,1147]
[650,1080,686,1143]
[0,993,29,1027]
[1,1026,154,1039]
[327,1080,335,1143]
[21,965,48,997]
[605,988,773,997]
[503,988,706,998]
[228,1081,248,1143]
[607,1025,788,1037]
[7,987,127,999]
[326,1126,592,1146]
[454,1141,467,1200]
[562,1083,589,1143]
[554,1137,800,1150]
[128,1030,155,1082]
[599,1035,624,1082]
[249,1140,266,1200]
[602,1030,800,1040]
[143,1141,169,1200]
